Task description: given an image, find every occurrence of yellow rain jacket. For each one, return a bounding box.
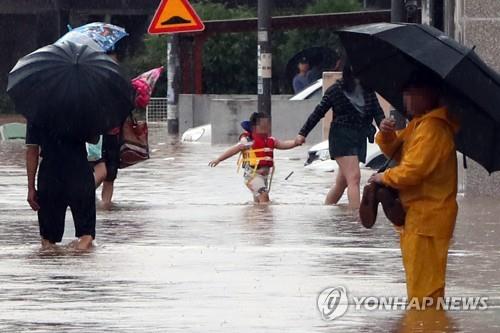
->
[376,107,460,239]
[376,107,460,300]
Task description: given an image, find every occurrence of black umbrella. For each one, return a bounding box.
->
[7,41,133,140]
[337,23,500,173]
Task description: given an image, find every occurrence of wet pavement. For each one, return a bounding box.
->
[0,124,499,332]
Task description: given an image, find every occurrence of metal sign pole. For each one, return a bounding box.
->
[391,0,405,22]
[257,0,272,117]
[167,34,180,134]
[148,0,205,135]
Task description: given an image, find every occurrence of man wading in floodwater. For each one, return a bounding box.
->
[26,123,97,250]
[369,76,460,302]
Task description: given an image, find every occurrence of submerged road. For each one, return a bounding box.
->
[0,124,499,332]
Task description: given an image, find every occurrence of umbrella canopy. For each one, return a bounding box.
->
[7,41,134,140]
[337,23,500,173]
[133,67,165,90]
[131,67,165,109]
[56,30,104,52]
[67,22,128,53]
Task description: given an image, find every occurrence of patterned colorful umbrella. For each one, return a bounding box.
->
[59,22,128,53]
[131,67,165,109]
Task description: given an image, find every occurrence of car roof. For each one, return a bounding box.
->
[289,79,323,101]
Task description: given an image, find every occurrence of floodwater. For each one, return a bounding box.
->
[0,124,499,332]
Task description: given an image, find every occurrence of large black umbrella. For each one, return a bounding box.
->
[337,23,500,173]
[7,41,133,140]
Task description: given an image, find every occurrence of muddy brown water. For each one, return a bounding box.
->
[0,124,499,332]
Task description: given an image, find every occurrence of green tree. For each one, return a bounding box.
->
[193,1,256,19]
[305,0,361,14]
[193,2,257,94]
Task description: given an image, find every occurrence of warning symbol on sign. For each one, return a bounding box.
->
[148,0,205,34]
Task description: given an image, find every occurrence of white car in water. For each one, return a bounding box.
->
[289,79,324,101]
[289,79,387,171]
[304,139,388,172]
[181,124,212,143]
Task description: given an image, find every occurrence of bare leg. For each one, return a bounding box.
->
[94,162,107,188]
[257,192,270,204]
[325,166,348,205]
[334,156,361,209]
[101,181,114,205]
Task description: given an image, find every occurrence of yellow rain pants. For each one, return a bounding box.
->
[400,231,450,300]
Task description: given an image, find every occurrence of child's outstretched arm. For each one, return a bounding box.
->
[275,138,302,150]
[209,143,247,167]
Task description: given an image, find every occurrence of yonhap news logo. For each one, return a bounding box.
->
[317,286,489,321]
[316,286,349,321]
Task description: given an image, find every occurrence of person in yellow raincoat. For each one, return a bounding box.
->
[369,79,460,302]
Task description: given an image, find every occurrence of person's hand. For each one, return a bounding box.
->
[27,187,40,211]
[380,118,396,133]
[393,225,404,234]
[295,135,306,146]
[208,159,220,167]
[368,173,384,184]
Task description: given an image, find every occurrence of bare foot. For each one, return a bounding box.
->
[102,201,112,210]
[67,239,79,249]
[67,236,94,251]
[97,200,113,211]
[40,239,57,250]
[256,193,270,204]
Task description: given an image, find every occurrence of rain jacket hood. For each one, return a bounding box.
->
[376,106,459,238]
[417,106,460,134]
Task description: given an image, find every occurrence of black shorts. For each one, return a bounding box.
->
[37,160,96,243]
[329,125,368,163]
[102,134,121,182]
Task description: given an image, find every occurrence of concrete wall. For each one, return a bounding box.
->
[179,94,322,145]
[179,94,217,135]
[452,0,500,196]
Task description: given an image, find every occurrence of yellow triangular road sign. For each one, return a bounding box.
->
[148,0,205,34]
